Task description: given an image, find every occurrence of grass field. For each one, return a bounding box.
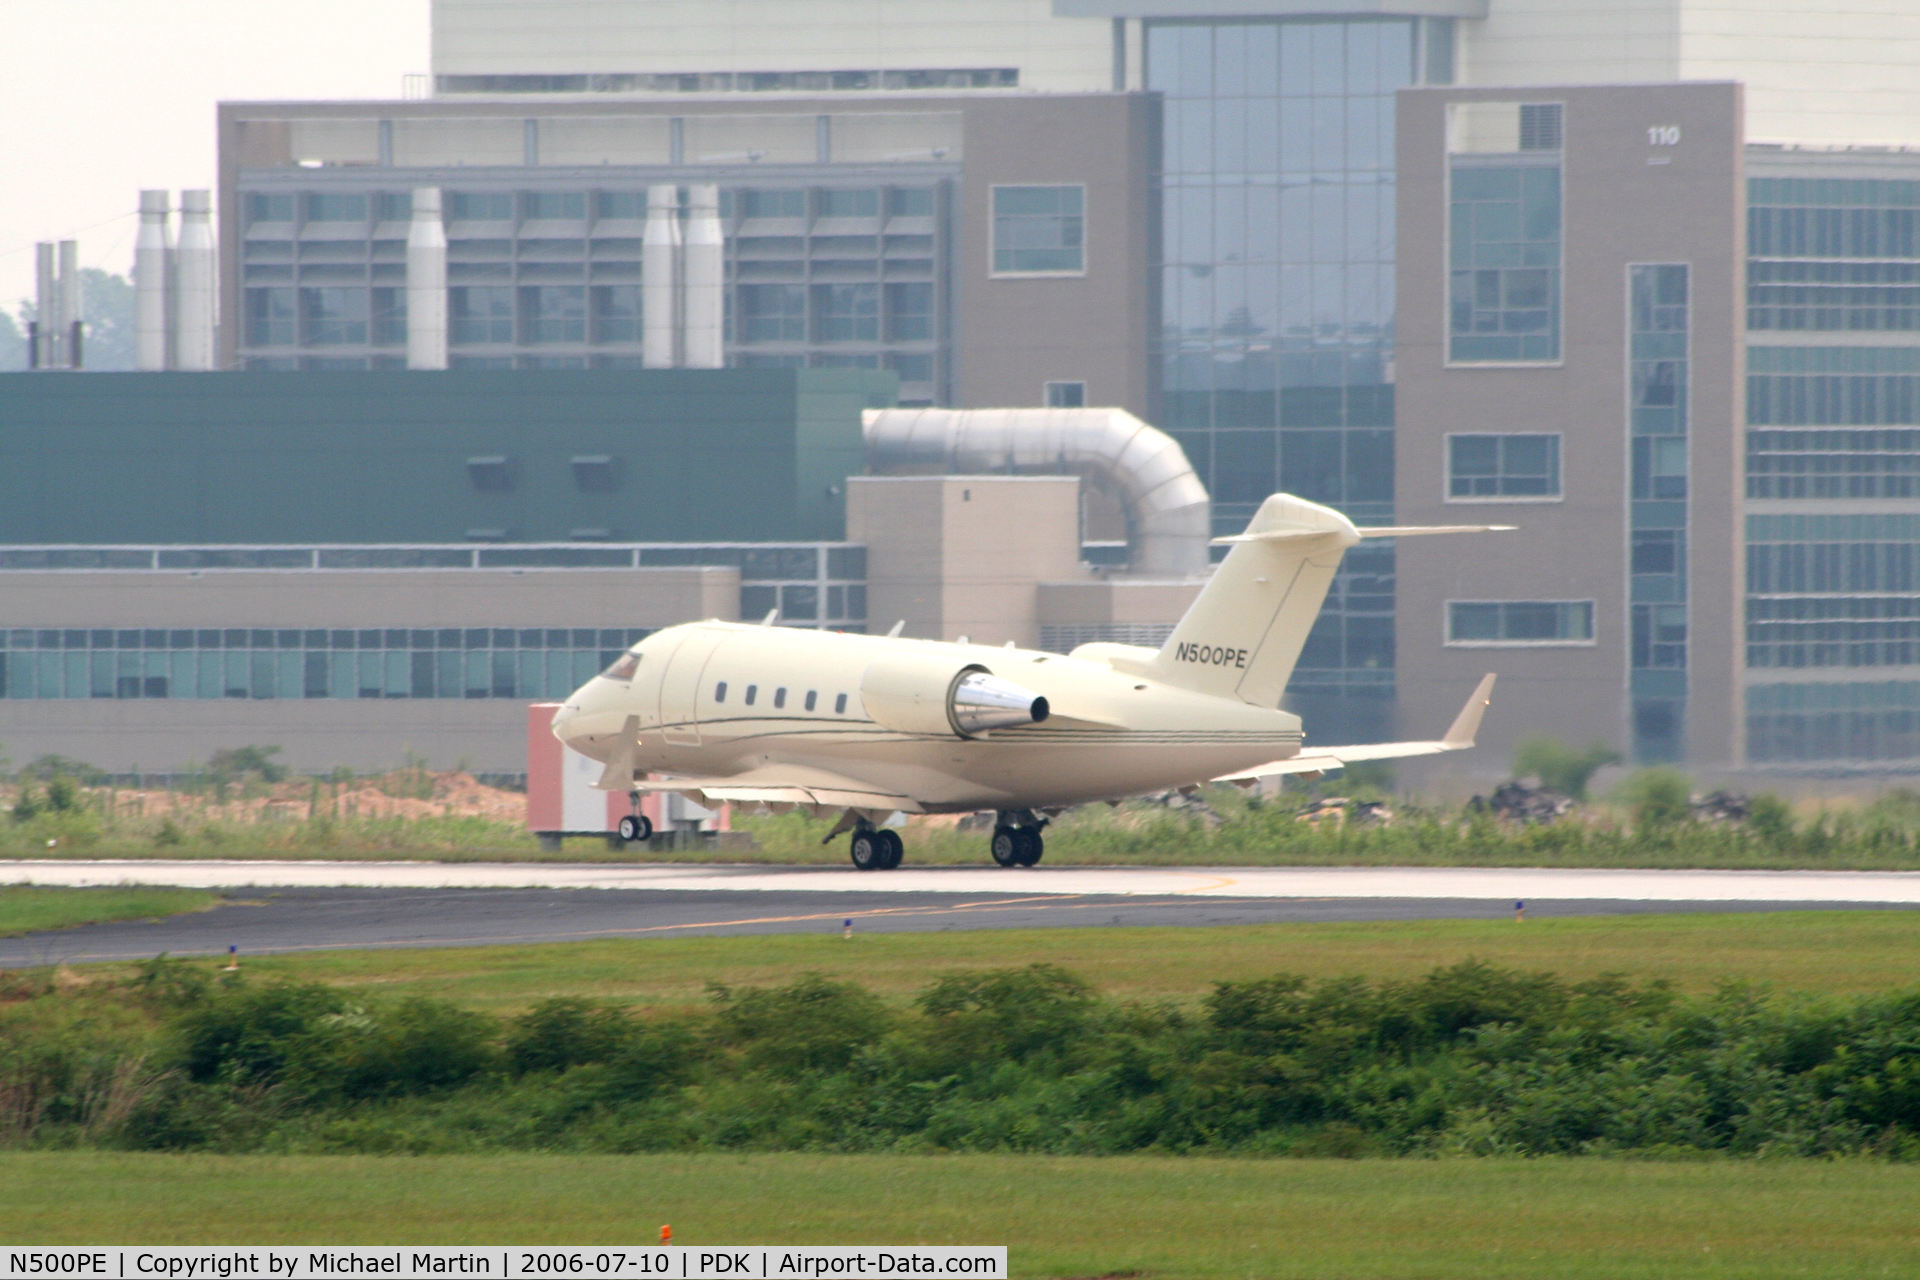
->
[215,909,1920,1012]
[0,885,217,937]
[2,1151,1917,1278]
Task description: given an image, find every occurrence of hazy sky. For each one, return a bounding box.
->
[0,0,431,310]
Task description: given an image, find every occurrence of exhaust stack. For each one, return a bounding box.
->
[174,190,216,371]
[135,190,172,371]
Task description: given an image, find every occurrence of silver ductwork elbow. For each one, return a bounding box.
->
[861,407,1211,577]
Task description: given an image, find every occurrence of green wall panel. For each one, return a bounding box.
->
[0,369,892,545]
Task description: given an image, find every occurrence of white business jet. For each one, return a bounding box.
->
[552,493,1507,869]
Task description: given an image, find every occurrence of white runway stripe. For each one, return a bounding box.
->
[4,859,1920,903]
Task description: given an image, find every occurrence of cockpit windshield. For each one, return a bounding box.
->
[598,651,641,682]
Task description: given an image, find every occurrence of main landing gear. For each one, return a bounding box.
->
[617,792,653,844]
[848,825,903,871]
[990,811,1046,867]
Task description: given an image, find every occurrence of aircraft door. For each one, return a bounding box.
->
[657,629,726,746]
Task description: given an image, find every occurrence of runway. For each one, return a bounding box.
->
[1,858,1915,965]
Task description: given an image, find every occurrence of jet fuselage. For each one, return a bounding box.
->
[553,620,1303,813]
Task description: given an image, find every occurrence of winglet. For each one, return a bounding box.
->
[1443,674,1497,747]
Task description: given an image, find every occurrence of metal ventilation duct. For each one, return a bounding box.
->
[861,407,1212,577]
[174,190,217,371]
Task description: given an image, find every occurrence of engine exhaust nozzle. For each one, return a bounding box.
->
[950,670,1050,736]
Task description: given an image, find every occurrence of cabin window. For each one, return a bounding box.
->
[804,690,817,711]
[774,687,787,709]
[745,684,758,705]
[597,652,640,682]
[835,693,848,714]
[714,681,727,703]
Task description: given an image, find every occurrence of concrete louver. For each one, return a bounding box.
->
[407,187,449,369]
[862,407,1212,577]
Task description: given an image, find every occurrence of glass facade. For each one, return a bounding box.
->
[0,628,646,702]
[1628,264,1689,762]
[0,543,867,703]
[238,178,949,403]
[1749,178,1920,331]
[1146,16,1448,732]
[1745,171,1920,764]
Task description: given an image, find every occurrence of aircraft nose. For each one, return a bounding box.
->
[550,702,580,743]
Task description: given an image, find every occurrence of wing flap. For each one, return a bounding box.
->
[633,763,923,815]
[1213,674,1496,783]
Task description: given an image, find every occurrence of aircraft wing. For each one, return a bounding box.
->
[632,763,925,816]
[1213,674,1496,783]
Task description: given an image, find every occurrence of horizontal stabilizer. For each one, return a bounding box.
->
[1355,525,1517,538]
[1213,674,1496,783]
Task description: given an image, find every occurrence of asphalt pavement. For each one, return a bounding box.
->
[1,858,1915,965]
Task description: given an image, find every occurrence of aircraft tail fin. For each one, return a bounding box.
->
[1146,494,1361,707]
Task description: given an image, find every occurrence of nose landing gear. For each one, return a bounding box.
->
[617,792,653,844]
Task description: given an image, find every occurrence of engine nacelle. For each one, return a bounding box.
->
[860,657,1050,738]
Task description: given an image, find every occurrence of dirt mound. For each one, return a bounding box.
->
[68,771,526,826]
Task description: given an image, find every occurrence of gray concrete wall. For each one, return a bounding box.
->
[954,93,1155,415]
[1393,81,1745,781]
[847,474,1086,645]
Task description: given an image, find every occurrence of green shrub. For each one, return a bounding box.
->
[714,973,894,1079]
[1618,768,1694,829]
[1512,737,1621,800]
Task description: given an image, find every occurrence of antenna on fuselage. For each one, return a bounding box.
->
[886,620,905,638]
[759,609,779,626]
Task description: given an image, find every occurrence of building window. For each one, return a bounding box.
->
[246,193,294,225]
[818,189,878,219]
[1632,603,1687,669]
[465,456,515,493]
[301,287,368,346]
[592,285,641,344]
[741,189,805,219]
[304,193,368,223]
[375,192,413,222]
[521,285,586,344]
[524,191,585,220]
[1045,381,1087,408]
[449,286,515,344]
[1631,436,1688,500]
[1447,103,1562,364]
[371,288,407,347]
[1445,433,1560,500]
[886,283,933,341]
[887,188,933,218]
[1446,600,1594,646]
[447,191,513,222]
[992,185,1085,276]
[739,284,806,342]
[244,288,296,347]
[595,190,645,220]
[812,283,878,342]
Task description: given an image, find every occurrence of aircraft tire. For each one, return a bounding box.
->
[990,828,1021,867]
[850,831,884,870]
[876,829,904,869]
[618,814,652,843]
[1014,829,1044,866]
